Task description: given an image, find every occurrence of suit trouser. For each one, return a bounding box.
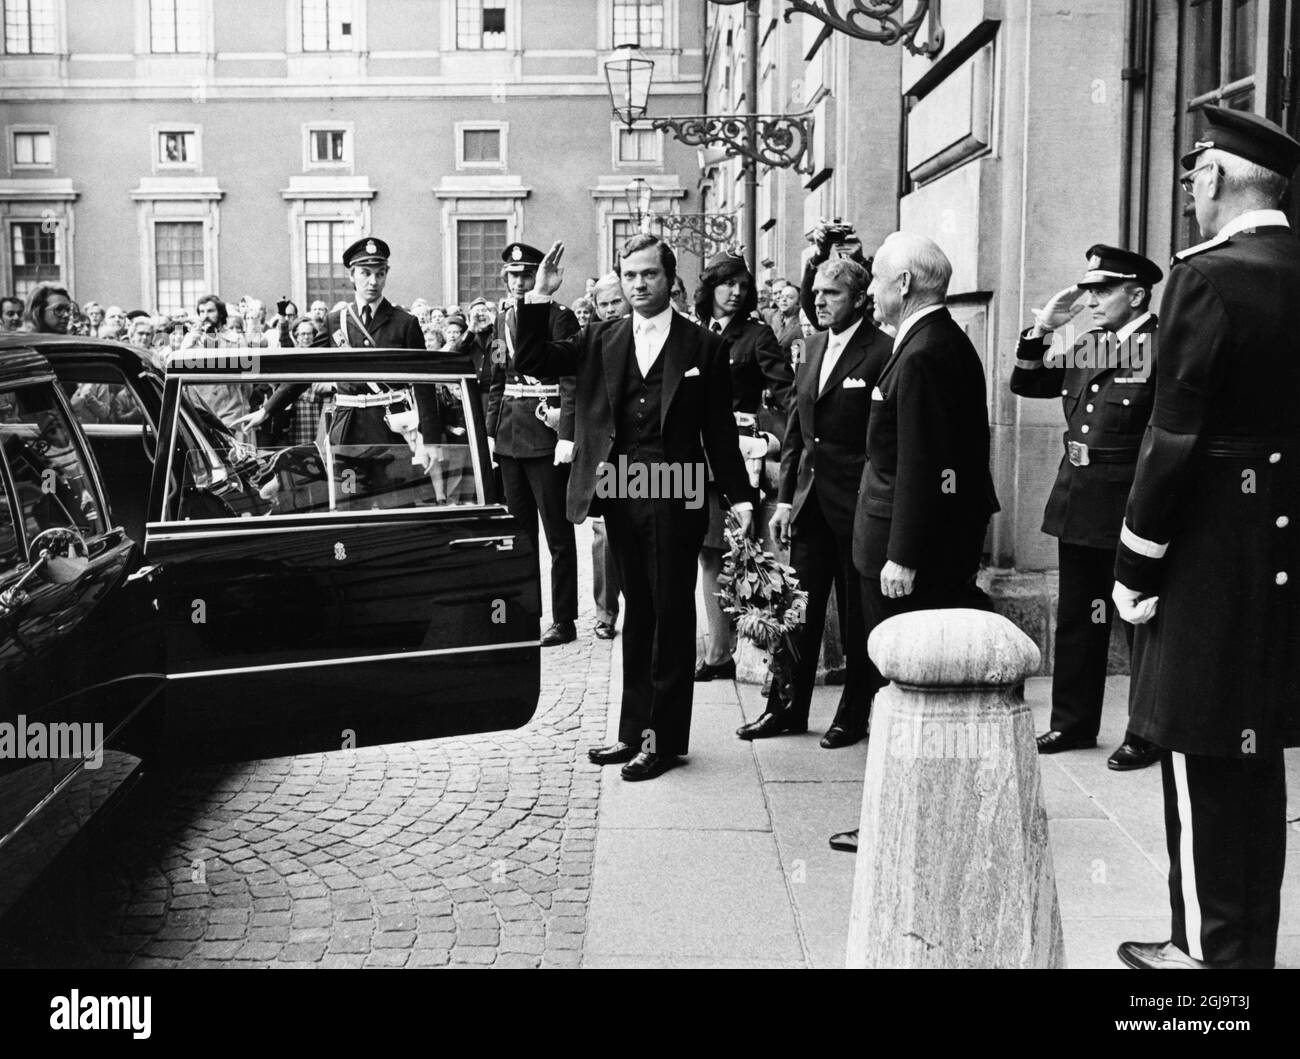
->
[1051,540,1136,740]
[591,517,621,625]
[767,496,871,729]
[1161,750,1287,968]
[603,493,708,756]
[498,455,578,623]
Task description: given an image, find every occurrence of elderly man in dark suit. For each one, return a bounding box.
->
[1113,107,1300,971]
[513,235,752,782]
[736,257,891,747]
[829,232,1000,853]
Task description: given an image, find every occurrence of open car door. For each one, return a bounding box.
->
[142,347,540,761]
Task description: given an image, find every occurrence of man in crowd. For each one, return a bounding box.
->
[1011,245,1163,770]
[182,295,251,434]
[767,281,803,353]
[100,305,128,340]
[485,242,581,648]
[1113,107,1300,971]
[82,301,104,334]
[740,258,889,745]
[828,232,1001,854]
[588,271,630,640]
[516,235,752,781]
[1,296,23,331]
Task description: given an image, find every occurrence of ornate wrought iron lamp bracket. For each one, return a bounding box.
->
[710,0,945,58]
[651,112,816,176]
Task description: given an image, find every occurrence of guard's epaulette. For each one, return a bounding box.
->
[1173,231,1232,264]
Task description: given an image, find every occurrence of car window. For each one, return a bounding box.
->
[66,381,147,427]
[168,377,483,521]
[0,383,107,540]
[0,438,19,571]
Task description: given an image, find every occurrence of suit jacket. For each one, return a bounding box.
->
[777,316,891,538]
[512,303,750,523]
[484,301,579,456]
[854,308,999,577]
[1009,315,1158,549]
[715,314,793,414]
[1115,222,1300,756]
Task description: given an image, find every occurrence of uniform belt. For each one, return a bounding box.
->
[335,391,405,409]
[503,383,560,399]
[1204,436,1298,458]
[1064,438,1139,466]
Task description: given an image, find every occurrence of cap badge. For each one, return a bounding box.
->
[512,246,523,261]
[366,240,377,254]
[1087,255,1101,269]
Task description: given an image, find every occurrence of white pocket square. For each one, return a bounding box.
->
[871,386,886,400]
[684,367,701,378]
[842,378,867,389]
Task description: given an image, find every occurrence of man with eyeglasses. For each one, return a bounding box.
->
[1112,106,1300,971]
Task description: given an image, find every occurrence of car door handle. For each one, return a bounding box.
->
[450,536,515,551]
[126,564,160,583]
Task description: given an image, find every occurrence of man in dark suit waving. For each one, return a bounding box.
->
[736,257,891,747]
[829,232,1000,853]
[513,235,753,781]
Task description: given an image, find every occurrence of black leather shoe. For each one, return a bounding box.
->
[1107,738,1161,771]
[1117,940,1211,970]
[694,657,736,681]
[829,829,859,853]
[587,742,636,766]
[541,621,577,647]
[736,710,809,741]
[593,621,616,640]
[820,724,866,749]
[1036,729,1098,754]
[620,751,680,782]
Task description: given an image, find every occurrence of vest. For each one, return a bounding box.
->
[614,351,666,461]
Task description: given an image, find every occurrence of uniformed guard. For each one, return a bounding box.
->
[246,236,439,494]
[1112,107,1300,970]
[484,242,581,647]
[1011,245,1163,770]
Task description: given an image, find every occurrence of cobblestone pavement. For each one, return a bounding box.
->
[0,530,611,969]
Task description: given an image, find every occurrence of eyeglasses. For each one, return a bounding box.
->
[46,303,73,316]
[1180,161,1218,194]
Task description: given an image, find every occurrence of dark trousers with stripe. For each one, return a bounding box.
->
[1162,750,1287,968]
[1050,540,1138,741]
[603,494,708,756]
[498,455,578,623]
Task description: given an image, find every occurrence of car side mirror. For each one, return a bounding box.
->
[0,527,91,617]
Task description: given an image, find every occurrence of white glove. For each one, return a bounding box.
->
[553,439,575,466]
[1031,285,1085,335]
[1112,581,1158,625]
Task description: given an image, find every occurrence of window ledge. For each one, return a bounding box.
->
[0,177,77,201]
[280,175,376,201]
[131,176,224,201]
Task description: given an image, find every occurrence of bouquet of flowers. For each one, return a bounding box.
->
[715,510,809,707]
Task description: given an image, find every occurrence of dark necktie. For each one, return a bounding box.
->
[361,305,373,329]
[711,320,723,334]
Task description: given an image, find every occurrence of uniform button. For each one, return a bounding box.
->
[1091,384,1100,393]
[1086,404,1094,413]
[814,437,821,444]
[1277,516,1291,529]
[1061,389,1069,397]
[1277,572,1289,586]
[1081,425,1090,435]
[1123,399,1131,406]
[1270,452,1282,464]
[640,398,646,404]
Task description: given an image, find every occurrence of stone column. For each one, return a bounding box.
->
[846,608,1064,968]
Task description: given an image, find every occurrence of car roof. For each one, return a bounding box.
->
[162,346,477,378]
[0,333,161,377]
[0,346,56,387]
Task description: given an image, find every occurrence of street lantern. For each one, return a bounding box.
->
[604,44,655,126]
[624,178,653,228]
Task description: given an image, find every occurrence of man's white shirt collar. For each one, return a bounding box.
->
[1115,310,1154,345]
[633,305,674,334]
[827,315,864,350]
[1218,209,1290,239]
[892,304,945,352]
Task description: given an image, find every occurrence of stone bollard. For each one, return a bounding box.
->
[846,608,1065,968]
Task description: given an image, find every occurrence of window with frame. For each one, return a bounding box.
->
[613,0,664,49]
[150,0,203,54]
[1175,0,1268,245]
[158,129,197,167]
[456,0,506,50]
[154,221,204,317]
[305,220,352,309]
[610,217,637,270]
[310,129,348,165]
[616,125,662,165]
[456,219,508,304]
[460,127,502,166]
[2,0,56,54]
[302,0,353,52]
[9,220,60,299]
[11,129,52,168]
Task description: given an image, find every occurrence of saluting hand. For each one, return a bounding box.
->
[537,241,566,298]
[1031,285,1085,336]
[1112,581,1158,625]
